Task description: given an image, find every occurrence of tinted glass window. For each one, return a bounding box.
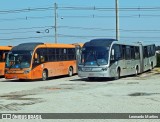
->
[34,48,76,64]
[0,50,10,62]
[82,46,109,66]
[143,46,148,58]
[126,46,131,60]
[135,47,140,59]
[6,50,32,68]
[111,44,122,60]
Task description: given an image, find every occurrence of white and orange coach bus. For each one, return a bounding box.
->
[0,46,12,76]
[5,42,82,80]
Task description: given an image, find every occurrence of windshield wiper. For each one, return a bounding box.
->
[18,57,23,69]
[83,51,92,66]
[83,50,100,66]
[93,53,100,66]
[9,61,15,69]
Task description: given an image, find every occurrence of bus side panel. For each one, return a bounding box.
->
[0,62,5,76]
[31,65,43,79]
[43,61,77,77]
[30,60,77,79]
[143,58,150,72]
[153,55,157,67]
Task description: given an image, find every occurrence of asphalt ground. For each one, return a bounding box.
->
[0,68,160,122]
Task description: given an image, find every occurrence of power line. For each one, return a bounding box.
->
[0,35,53,41]
[0,16,54,22]
[1,5,160,15]
[59,26,115,31]
[1,13,160,23]
[0,25,53,31]
[58,34,160,39]
[1,25,160,35]
[59,26,160,33]
[59,6,160,11]
[0,33,159,42]
[0,7,54,14]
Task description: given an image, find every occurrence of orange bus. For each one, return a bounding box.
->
[5,42,82,80]
[0,46,12,76]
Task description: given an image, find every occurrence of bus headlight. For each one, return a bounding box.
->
[5,70,8,74]
[102,67,108,71]
[78,67,82,71]
[24,69,31,74]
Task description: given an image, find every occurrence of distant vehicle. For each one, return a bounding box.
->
[78,39,156,80]
[5,42,82,80]
[0,46,12,76]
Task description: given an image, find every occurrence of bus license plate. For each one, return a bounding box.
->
[83,68,92,71]
[13,76,18,79]
[89,73,94,76]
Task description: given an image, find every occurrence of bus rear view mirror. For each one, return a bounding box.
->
[34,53,38,59]
[112,49,115,56]
[2,53,5,60]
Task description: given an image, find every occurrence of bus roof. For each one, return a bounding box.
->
[83,38,117,47]
[11,42,78,51]
[0,46,12,50]
[41,43,77,48]
[12,42,44,51]
[72,43,84,47]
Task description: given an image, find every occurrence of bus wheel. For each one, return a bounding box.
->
[115,68,120,80]
[68,67,73,77]
[42,70,48,81]
[135,66,139,76]
[151,62,154,70]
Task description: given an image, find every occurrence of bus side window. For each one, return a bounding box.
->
[126,46,131,60]
[135,47,140,59]
[0,51,9,62]
[122,45,126,59]
[151,45,156,56]
[114,45,122,60]
[48,48,56,61]
[34,52,40,64]
[110,44,122,62]
[131,46,135,59]
[40,56,45,63]
[0,55,2,62]
[143,46,148,58]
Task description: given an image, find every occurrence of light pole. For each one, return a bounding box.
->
[54,3,57,43]
[115,0,119,40]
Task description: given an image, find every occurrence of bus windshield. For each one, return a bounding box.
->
[0,50,3,62]
[81,46,109,66]
[6,51,32,68]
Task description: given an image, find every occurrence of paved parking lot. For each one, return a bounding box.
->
[0,69,160,121]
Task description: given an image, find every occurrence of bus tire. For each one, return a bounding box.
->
[68,67,73,77]
[151,62,154,70]
[135,66,139,76]
[42,70,48,81]
[115,68,120,80]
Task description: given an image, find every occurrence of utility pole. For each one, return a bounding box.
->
[54,3,57,43]
[115,0,119,40]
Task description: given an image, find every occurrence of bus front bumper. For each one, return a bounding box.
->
[78,70,111,78]
[5,73,32,80]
